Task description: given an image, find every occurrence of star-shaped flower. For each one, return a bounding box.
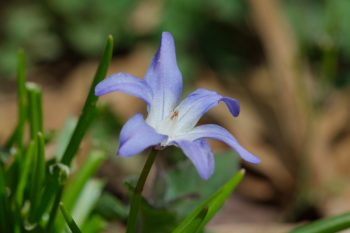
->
[95,32,260,179]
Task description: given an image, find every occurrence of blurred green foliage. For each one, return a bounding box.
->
[0,0,138,75]
[284,0,350,86]
[2,0,350,87]
[0,0,258,81]
[0,37,113,233]
[163,151,239,218]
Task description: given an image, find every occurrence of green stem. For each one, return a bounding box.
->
[126,149,158,233]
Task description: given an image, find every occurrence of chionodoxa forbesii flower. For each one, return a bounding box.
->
[95,32,260,179]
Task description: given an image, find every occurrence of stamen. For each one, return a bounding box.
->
[170,111,179,120]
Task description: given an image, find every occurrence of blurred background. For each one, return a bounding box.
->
[1,0,350,232]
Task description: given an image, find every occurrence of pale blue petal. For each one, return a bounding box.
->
[144,32,183,126]
[175,139,214,180]
[95,72,153,105]
[118,114,167,157]
[176,124,260,164]
[173,88,240,131]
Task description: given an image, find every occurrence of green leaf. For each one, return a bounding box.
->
[289,212,350,233]
[173,169,245,233]
[46,35,113,230]
[33,162,69,224]
[15,140,36,206]
[4,125,18,150]
[59,202,82,233]
[4,49,27,152]
[55,118,77,161]
[0,166,12,233]
[60,35,113,166]
[95,193,129,220]
[164,152,239,217]
[139,198,178,233]
[3,150,21,200]
[81,215,107,233]
[63,150,106,212]
[15,49,26,151]
[56,151,105,231]
[26,82,43,139]
[71,179,104,227]
[29,132,46,220]
[176,208,208,233]
[45,184,64,232]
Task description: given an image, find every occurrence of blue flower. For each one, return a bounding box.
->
[95,32,260,179]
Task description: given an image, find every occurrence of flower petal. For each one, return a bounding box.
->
[175,139,215,180]
[173,88,240,132]
[118,114,167,157]
[95,72,152,105]
[176,124,260,164]
[144,32,183,127]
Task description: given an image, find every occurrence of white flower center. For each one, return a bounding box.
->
[146,109,191,146]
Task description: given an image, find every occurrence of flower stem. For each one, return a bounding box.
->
[126,149,158,233]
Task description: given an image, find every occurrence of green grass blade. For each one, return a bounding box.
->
[3,150,21,198]
[60,35,113,166]
[55,118,77,161]
[0,166,11,233]
[71,179,104,226]
[16,140,36,206]
[35,163,69,225]
[56,151,105,231]
[63,151,105,212]
[29,133,45,217]
[28,136,39,211]
[173,169,245,233]
[46,185,64,232]
[59,202,82,233]
[4,125,18,150]
[16,49,27,151]
[81,215,107,233]
[29,133,46,220]
[95,193,129,220]
[58,180,105,233]
[46,35,113,231]
[177,208,208,233]
[26,83,43,139]
[37,132,46,187]
[289,212,350,233]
